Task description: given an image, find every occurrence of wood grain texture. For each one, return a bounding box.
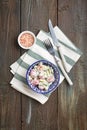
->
[58,0,87,130]
[0,0,21,129]
[0,0,87,130]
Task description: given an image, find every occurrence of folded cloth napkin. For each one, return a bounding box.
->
[10,26,82,104]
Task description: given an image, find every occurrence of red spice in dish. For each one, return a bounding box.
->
[20,33,34,47]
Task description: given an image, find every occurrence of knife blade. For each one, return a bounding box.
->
[48,19,68,72]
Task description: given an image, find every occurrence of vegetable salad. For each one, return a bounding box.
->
[29,62,55,90]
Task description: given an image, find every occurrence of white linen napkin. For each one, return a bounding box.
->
[10,26,82,104]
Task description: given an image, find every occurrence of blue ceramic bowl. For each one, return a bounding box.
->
[26,60,60,94]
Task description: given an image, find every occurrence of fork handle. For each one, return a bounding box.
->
[54,56,73,86]
[57,46,69,73]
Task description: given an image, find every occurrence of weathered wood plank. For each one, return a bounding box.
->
[58,0,87,130]
[0,0,21,129]
[0,0,87,129]
[20,0,58,130]
[0,85,22,130]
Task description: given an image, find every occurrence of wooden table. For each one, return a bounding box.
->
[0,0,87,130]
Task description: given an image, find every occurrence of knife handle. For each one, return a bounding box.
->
[54,56,73,86]
[57,46,69,73]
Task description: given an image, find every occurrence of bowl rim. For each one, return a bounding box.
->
[26,60,60,94]
[18,30,36,49]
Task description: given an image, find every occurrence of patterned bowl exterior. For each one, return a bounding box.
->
[26,60,60,94]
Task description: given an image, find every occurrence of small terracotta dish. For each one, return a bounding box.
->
[18,31,36,49]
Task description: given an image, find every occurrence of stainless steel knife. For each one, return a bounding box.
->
[48,19,68,72]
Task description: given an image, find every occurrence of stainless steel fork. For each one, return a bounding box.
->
[44,38,73,86]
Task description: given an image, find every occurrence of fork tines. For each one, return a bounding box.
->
[44,38,53,49]
[44,38,55,55]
